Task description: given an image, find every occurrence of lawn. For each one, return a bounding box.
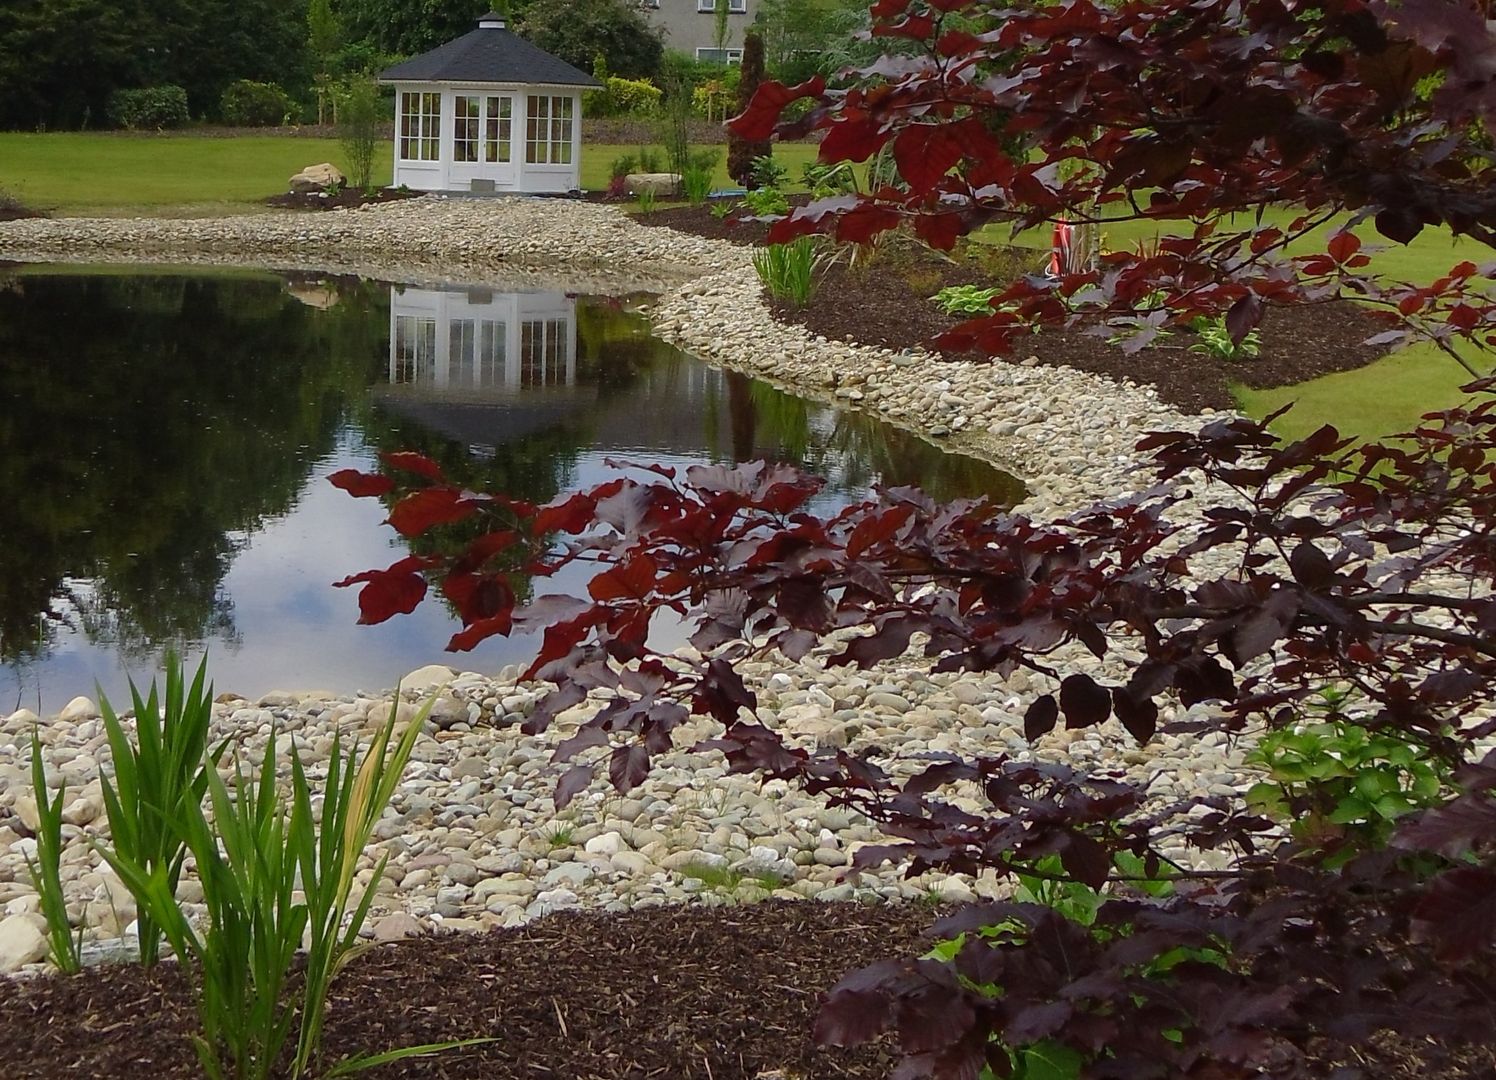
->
[0,131,1485,438]
[0,131,825,216]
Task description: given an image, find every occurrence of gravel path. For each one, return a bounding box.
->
[0,196,1241,973]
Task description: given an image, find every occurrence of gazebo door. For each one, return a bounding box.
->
[448,92,517,191]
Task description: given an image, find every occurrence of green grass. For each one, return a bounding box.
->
[0,132,827,216]
[678,860,784,892]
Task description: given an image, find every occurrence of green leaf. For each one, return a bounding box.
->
[321,1038,497,1078]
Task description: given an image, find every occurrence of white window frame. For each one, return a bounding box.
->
[525,95,574,165]
[398,91,441,162]
[453,95,481,163]
[695,47,744,63]
[484,96,512,163]
[697,0,746,11]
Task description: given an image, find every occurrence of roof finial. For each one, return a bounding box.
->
[479,11,506,28]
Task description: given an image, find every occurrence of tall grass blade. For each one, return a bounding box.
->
[24,733,82,972]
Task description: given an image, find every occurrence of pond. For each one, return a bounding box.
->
[0,266,1023,712]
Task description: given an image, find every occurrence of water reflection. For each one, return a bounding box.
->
[0,269,1022,711]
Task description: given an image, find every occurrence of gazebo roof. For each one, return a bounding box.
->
[380,16,601,88]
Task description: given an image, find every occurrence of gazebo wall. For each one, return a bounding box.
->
[390,83,584,195]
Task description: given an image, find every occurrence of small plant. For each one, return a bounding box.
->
[752,237,821,306]
[709,201,733,220]
[678,861,783,893]
[543,821,576,849]
[802,161,859,198]
[1189,314,1262,360]
[687,148,721,174]
[24,733,82,972]
[101,692,472,1080]
[608,153,638,181]
[107,85,190,129]
[749,155,789,189]
[636,147,663,173]
[337,77,382,194]
[97,653,223,966]
[742,185,789,217]
[636,186,657,213]
[681,166,713,206]
[932,283,1004,316]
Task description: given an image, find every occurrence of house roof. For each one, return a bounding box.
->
[380,17,601,88]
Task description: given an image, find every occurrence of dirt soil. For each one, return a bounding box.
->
[1,900,1491,1080]
[640,203,1395,414]
[265,187,422,212]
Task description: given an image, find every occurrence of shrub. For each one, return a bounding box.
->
[337,77,383,193]
[608,153,639,180]
[742,185,789,217]
[932,284,1003,316]
[606,76,663,115]
[107,86,190,130]
[1189,313,1262,360]
[636,147,663,173]
[728,31,771,185]
[636,186,657,213]
[219,80,295,127]
[752,236,820,305]
[749,155,789,189]
[802,161,859,197]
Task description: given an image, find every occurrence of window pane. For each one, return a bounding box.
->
[454,95,478,162]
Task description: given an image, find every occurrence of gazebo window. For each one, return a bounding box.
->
[525,95,574,165]
[485,97,512,163]
[520,318,570,386]
[399,92,441,161]
[454,96,481,162]
[393,316,437,383]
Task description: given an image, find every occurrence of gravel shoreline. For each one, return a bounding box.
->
[0,197,1237,974]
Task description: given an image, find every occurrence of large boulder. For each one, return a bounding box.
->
[625,172,681,197]
[288,162,347,194]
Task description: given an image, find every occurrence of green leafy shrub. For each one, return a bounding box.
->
[802,161,859,197]
[709,201,733,220]
[609,154,638,180]
[752,237,821,305]
[603,76,663,115]
[742,185,789,217]
[219,80,296,127]
[24,733,82,972]
[932,283,1003,316]
[107,86,190,130]
[1189,314,1262,360]
[749,155,789,189]
[635,147,663,173]
[337,77,383,193]
[636,186,657,213]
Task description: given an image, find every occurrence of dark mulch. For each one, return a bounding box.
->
[0,201,47,222]
[644,203,1395,413]
[0,900,1490,1079]
[0,902,929,1080]
[264,187,422,212]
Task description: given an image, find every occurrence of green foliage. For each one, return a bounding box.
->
[636,186,657,213]
[749,155,788,189]
[1246,697,1450,864]
[306,0,343,72]
[518,0,665,79]
[337,77,383,193]
[693,74,738,122]
[609,153,638,180]
[709,200,733,219]
[729,32,771,185]
[99,686,470,1079]
[97,653,222,967]
[659,71,694,178]
[219,80,295,127]
[635,146,663,173]
[682,166,714,206]
[752,237,820,306]
[742,184,789,216]
[1189,314,1262,361]
[753,0,861,83]
[107,86,190,130]
[591,75,663,117]
[932,284,1003,316]
[24,733,82,972]
[802,160,859,197]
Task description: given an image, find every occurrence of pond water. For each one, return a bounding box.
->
[0,267,1023,712]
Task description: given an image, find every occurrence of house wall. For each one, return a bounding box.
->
[640,0,756,61]
[389,83,584,195]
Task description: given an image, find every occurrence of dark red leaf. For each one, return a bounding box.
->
[554,763,594,810]
[328,469,394,498]
[381,451,445,481]
[1059,674,1112,729]
[609,743,651,793]
[1024,695,1059,741]
[388,488,479,538]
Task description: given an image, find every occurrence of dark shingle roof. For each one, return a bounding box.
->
[380,21,601,88]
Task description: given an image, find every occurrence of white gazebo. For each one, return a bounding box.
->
[379,13,600,195]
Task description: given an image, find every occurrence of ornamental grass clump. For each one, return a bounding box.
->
[752,236,820,306]
[98,672,476,1080]
[24,733,82,972]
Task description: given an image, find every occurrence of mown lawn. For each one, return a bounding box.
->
[0,131,1485,438]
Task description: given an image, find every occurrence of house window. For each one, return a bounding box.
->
[525,95,574,165]
[485,96,512,163]
[478,320,506,386]
[696,0,746,11]
[695,47,744,63]
[399,92,441,162]
[454,96,480,162]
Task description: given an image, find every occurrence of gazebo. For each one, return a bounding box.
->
[379,13,600,195]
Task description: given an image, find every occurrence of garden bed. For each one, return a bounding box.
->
[3,899,1492,1079]
[264,187,422,212]
[639,203,1397,414]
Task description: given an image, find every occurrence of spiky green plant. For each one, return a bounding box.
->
[23,733,82,972]
[752,237,821,306]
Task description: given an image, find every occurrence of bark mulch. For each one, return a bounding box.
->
[0,899,1491,1079]
[0,202,47,222]
[641,203,1395,414]
[0,902,931,1080]
[264,187,423,212]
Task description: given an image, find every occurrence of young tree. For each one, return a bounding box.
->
[728,30,771,186]
[307,0,342,125]
[731,0,1496,367]
[714,0,731,56]
[337,77,381,193]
